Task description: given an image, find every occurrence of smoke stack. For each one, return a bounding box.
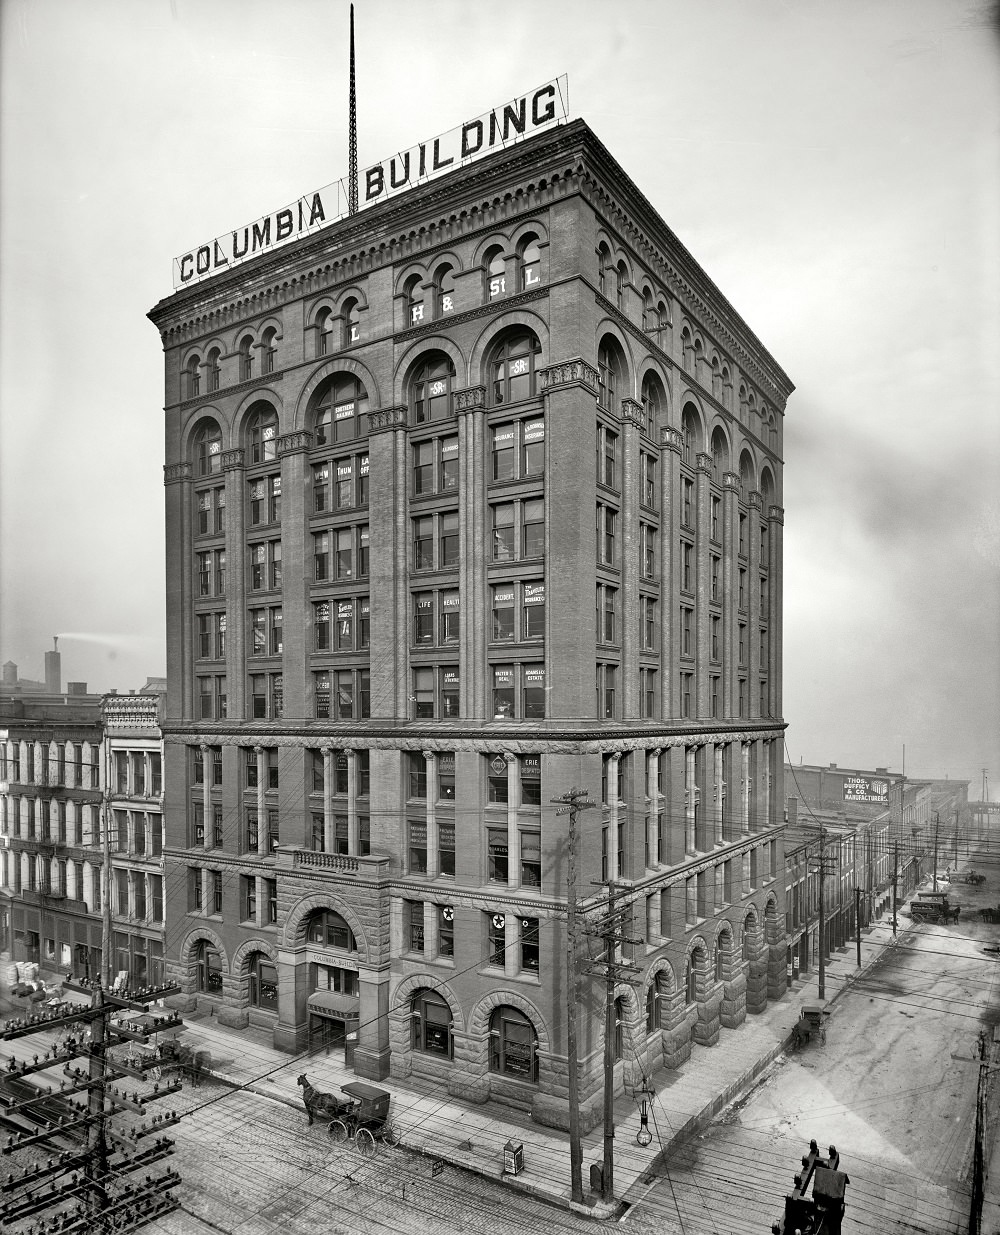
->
[45,637,61,694]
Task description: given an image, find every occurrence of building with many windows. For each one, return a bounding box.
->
[0,663,166,989]
[149,113,792,1126]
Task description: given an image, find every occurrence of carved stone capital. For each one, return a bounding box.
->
[768,505,784,525]
[277,430,312,456]
[455,385,486,414]
[661,426,683,454]
[538,358,599,396]
[221,448,244,472]
[748,490,763,511]
[696,451,713,475]
[620,397,644,428]
[723,472,741,492]
[163,462,192,486]
[368,406,407,434]
[423,750,435,763]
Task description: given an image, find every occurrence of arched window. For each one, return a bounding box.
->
[489,1005,538,1081]
[681,327,694,374]
[343,299,361,346]
[721,364,732,408]
[710,427,728,483]
[248,952,278,1010]
[405,275,424,327]
[711,356,721,399]
[411,988,453,1057]
[646,971,669,1032]
[519,237,541,290]
[597,244,611,296]
[310,375,370,446]
[613,995,626,1061]
[411,354,455,423]
[262,328,277,376]
[435,264,456,317]
[196,942,223,994]
[597,338,626,414]
[615,261,628,311]
[317,308,334,357]
[484,247,506,301]
[714,942,725,982]
[194,422,222,476]
[685,954,697,1005]
[207,348,222,393]
[186,355,201,399]
[307,909,356,951]
[247,404,278,464]
[490,330,541,406]
[681,405,701,466]
[739,451,755,503]
[238,335,254,382]
[742,924,754,963]
[641,374,664,438]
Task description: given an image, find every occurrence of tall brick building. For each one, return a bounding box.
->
[148,109,792,1126]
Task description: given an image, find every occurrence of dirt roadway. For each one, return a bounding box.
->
[626,872,1000,1235]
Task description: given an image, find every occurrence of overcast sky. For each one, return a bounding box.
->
[1,0,997,790]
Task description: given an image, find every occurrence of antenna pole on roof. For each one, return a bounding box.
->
[348,4,358,216]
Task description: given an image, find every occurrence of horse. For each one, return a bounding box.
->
[296,1073,344,1125]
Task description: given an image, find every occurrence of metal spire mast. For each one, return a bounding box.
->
[348,4,358,216]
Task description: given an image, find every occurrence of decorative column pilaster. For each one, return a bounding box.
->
[322,747,334,852]
[346,748,359,856]
[646,748,662,869]
[695,451,713,717]
[505,752,518,887]
[722,472,741,717]
[456,386,487,720]
[424,751,439,878]
[222,448,246,718]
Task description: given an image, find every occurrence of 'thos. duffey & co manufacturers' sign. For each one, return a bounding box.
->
[173,76,569,289]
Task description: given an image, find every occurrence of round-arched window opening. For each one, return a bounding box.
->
[519,238,541,290]
[405,275,424,327]
[186,355,201,399]
[435,264,456,317]
[311,374,370,447]
[490,330,541,407]
[193,421,222,477]
[411,354,456,424]
[685,955,697,1005]
[262,328,278,376]
[489,1005,538,1082]
[343,299,361,346]
[484,247,506,301]
[238,335,254,382]
[316,308,334,356]
[411,988,453,1057]
[306,909,356,951]
[597,337,627,415]
[196,942,223,994]
[247,404,278,464]
[207,348,222,392]
[613,995,626,1061]
[248,952,278,1010]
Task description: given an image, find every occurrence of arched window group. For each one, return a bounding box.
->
[194,421,222,476]
[247,404,278,464]
[490,331,541,406]
[311,375,370,446]
[307,909,356,951]
[411,354,455,423]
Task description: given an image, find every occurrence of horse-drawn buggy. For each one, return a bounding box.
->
[791,1005,828,1050]
[297,1075,400,1156]
[957,869,986,886]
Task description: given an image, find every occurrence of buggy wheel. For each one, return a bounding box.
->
[329,1119,350,1143]
[356,1127,377,1157]
[381,1120,401,1146]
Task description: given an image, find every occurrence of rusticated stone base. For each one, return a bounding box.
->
[767,943,788,1001]
[217,1005,249,1030]
[531,1087,603,1133]
[273,1022,309,1054]
[353,1045,390,1081]
[746,963,768,1014]
[693,988,723,1047]
[721,972,748,1029]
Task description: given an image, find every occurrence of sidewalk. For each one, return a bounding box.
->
[163,912,909,1219]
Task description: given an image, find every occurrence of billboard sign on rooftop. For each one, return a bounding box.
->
[843,776,889,804]
[173,76,569,289]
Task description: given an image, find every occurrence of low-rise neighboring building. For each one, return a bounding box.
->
[0,654,166,988]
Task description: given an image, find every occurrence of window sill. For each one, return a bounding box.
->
[478,967,540,986]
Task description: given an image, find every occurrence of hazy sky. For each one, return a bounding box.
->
[1,0,998,789]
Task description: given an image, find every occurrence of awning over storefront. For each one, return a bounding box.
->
[307,990,360,1019]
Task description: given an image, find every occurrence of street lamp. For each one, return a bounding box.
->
[635,1079,654,1147]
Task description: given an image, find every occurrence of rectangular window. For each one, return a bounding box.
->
[680,671,693,719]
[523,664,545,718]
[212,870,223,915]
[520,832,541,888]
[598,504,617,565]
[414,592,434,644]
[597,424,618,489]
[488,753,509,803]
[492,423,515,481]
[314,601,330,650]
[597,584,617,644]
[313,462,329,511]
[711,615,721,662]
[522,499,544,558]
[520,917,539,972]
[492,503,515,562]
[520,755,541,806]
[682,541,693,592]
[408,752,427,799]
[487,912,506,967]
[640,667,656,718]
[682,477,694,529]
[315,671,330,718]
[711,495,721,542]
[488,829,509,883]
[440,666,460,718]
[641,523,657,578]
[409,822,428,874]
[412,666,434,718]
[522,417,544,475]
[413,516,433,571]
[334,669,354,719]
[440,590,460,643]
[335,528,353,579]
[739,568,747,611]
[711,555,720,602]
[641,451,657,509]
[440,511,459,568]
[492,665,514,720]
[739,512,747,556]
[492,585,515,642]
[642,596,656,650]
[408,901,424,953]
[438,904,455,954]
[245,810,259,853]
[522,582,545,639]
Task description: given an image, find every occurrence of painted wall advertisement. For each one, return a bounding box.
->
[843,776,889,804]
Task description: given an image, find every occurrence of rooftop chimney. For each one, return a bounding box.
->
[45,637,62,694]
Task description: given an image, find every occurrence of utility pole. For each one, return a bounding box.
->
[933,812,940,891]
[891,842,898,938]
[552,788,594,1206]
[855,887,861,967]
[586,870,642,1205]
[817,825,826,1001]
[970,1029,988,1235]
